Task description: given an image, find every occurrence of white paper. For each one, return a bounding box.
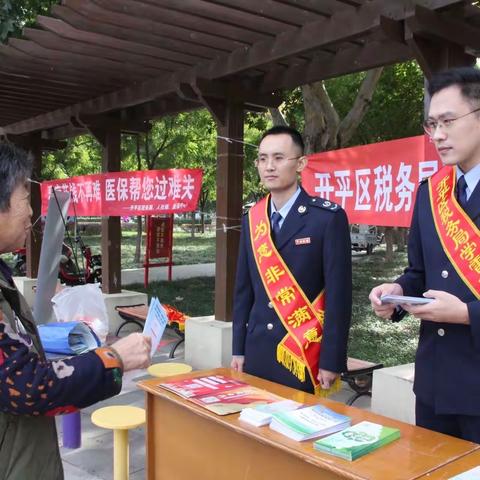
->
[142,297,168,356]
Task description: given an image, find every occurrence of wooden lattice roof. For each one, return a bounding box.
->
[0,0,479,138]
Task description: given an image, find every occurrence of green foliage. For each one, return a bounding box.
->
[42,136,102,180]
[281,61,424,147]
[0,0,57,42]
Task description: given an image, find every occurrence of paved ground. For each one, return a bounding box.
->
[59,328,371,480]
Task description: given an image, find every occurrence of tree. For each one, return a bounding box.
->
[0,0,57,43]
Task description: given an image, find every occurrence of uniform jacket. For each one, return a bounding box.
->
[232,188,352,393]
[396,179,480,415]
[0,262,123,480]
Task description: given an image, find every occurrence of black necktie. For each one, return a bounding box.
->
[271,211,282,239]
[457,175,468,208]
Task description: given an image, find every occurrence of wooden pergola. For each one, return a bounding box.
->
[1,0,479,321]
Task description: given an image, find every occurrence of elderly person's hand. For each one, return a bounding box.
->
[111,333,152,371]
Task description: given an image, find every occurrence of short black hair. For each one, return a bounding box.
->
[0,143,32,212]
[428,67,480,106]
[260,126,304,155]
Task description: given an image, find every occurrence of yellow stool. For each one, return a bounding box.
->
[91,405,145,480]
[147,362,192,378]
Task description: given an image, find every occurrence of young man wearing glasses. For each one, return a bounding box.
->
[369,67,480,442]
[231,126,352,395]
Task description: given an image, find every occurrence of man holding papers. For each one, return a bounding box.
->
[231,126,352,395]
[369,67,480,442]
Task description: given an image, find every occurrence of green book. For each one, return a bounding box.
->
[313,421,400,461]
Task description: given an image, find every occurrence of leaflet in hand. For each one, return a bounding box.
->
[269,404,351,441]
[240,399,303,427]
[380,294,433,306]
[142,297,168,356]
[313,421,400,461]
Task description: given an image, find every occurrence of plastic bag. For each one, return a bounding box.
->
[52,284,109,344]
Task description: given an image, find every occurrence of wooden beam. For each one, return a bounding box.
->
[215,100,243,322]
[100,128,122,294]
[24,134,42,278]
[406,5,480,50]
[405,25,475,79]
[260,40,410,92]
[0,0,465,135]
[36,15,200,66]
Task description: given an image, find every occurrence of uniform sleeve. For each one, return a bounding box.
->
[395,186,426,297]
[319,208,352,373]
[0,323,122,416]
[232,214,254,356]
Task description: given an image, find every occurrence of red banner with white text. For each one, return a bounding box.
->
[41,169,203,216]
[302,135,440,227]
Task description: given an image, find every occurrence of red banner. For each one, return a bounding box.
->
[302,135,440,227]
[41,169,203,216]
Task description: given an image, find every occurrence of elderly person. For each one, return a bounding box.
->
[0,142,151,479]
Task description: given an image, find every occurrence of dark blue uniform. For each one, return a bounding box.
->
[232,188,352,393]
[396,179,480,441]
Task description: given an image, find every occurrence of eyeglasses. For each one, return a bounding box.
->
[255,155,302,166]
[423,107,480,136]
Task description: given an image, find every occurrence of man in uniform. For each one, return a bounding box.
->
[231,126,352,395]
[369,67,480,442]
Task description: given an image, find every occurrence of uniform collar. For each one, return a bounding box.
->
[456,163,480,200]
[270,186,301,220]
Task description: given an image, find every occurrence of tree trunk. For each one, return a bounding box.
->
[190,211,196,238]
[134,215,143,264]
[268,107,288,126]
[395,227,407,253]
[134,135,144,264]
[384,227,395,262]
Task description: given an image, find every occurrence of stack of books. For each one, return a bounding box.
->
[239,399,302,427]
[313,421,400,460]
[269,404,351,441]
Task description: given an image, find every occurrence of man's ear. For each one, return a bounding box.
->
[296,155,308,173]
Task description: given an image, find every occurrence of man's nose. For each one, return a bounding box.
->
[265,157,276,170]
[432,125,447,142]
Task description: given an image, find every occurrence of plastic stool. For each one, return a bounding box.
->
[91,405,146,480]
[147,362,192,377]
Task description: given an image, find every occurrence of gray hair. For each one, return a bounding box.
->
[0,143,33,212]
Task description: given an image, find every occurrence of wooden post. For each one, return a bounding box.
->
[25,134,42,278]
[214,101,244,322]
[99,128,122,294]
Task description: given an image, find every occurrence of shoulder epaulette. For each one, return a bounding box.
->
[309,197,340,212]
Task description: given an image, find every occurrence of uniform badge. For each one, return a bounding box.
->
[298,205,306,213]
[322,200,331,207]
[295,237,311,245]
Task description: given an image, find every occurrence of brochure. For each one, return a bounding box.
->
[269,404,351,441]
[159,374,248,398]
[142,297,168,356]
[313,421,400,461]
[158,374,283,415]
[240,399,303,427]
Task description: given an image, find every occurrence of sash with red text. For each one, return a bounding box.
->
[248,195,339,395]
[429,166,480,299]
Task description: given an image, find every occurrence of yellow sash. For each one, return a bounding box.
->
[429,166,480,299]
[248,195,339,396]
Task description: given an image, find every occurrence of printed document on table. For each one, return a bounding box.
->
[143,297,168,356]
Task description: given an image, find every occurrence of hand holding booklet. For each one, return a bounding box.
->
[380,294,434,306]
[143,297,168,356]
[269,404,351,441]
